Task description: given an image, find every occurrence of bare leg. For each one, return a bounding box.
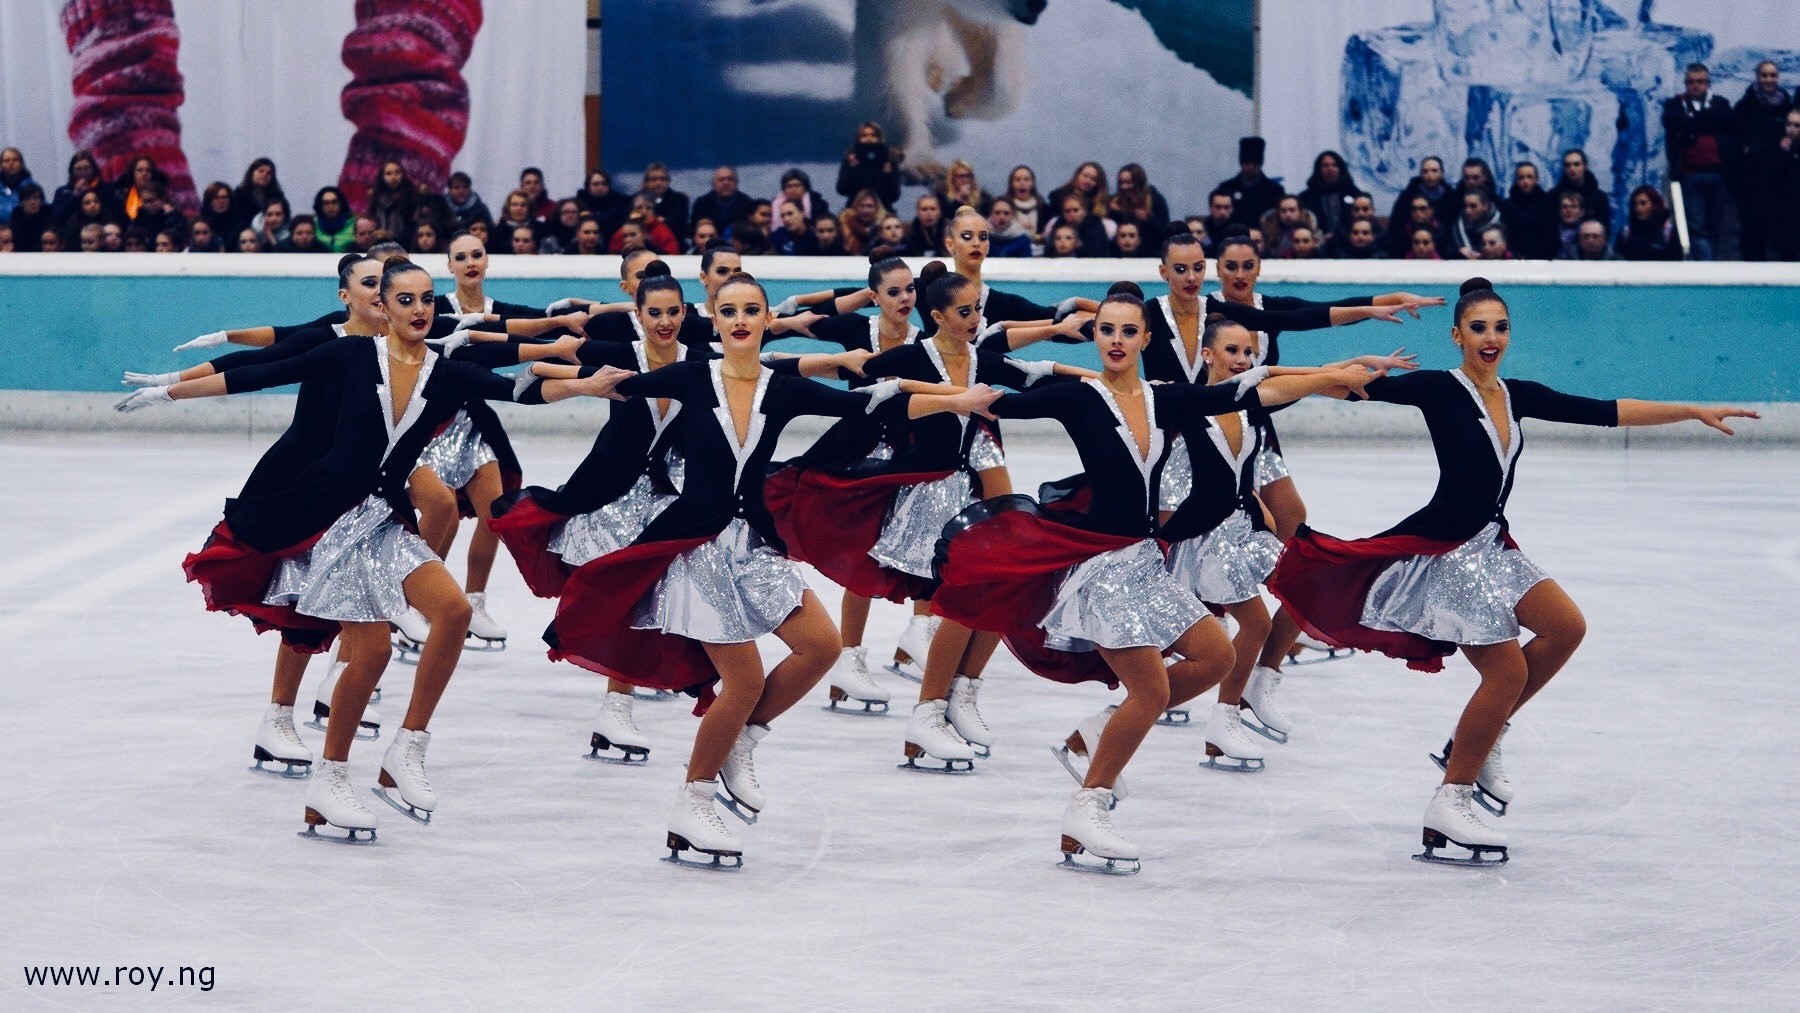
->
[398,561,473,731]
[1084,645,1170,789]
[462,462,503,594]
[692,641,765,782]
[270,644,312,707]
[749,591,842,725]
[607,678,632,695]
[1260,475,1306,542]
[919,618,974,703]
[1257,605,1304,671]
[1511,580,1586,716]
[840,589,872,647]
[1166,618,1235,708]
[409,466,460,559]
[321,622,392,762]
[1216,598,1273,705]
[956,630,1001,677]
[1446,640,1529,785]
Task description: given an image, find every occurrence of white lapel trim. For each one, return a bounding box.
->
[1451,369,1521,476]
[1203,409,1255,480]
[634,340,682,437]
[1156,295,1205,383]
[921,339,972,434]
[375,340,439,465]
[710,360,769,489]
[1085,377,1165,513]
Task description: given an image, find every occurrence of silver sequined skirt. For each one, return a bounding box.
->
[1041,539,1204,652]
[632,518,807,644]
[549,472,675,567]
[264,495,438,622]
[968,427,1005,471]
[417,409,497,489]
[1166,510,1283,606]
[1360,522,1549,646]
[869,470,975,578]
[1253,447,1290,489]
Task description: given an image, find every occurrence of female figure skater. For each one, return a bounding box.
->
[115,259,628,841]
[931,292,1371,872]
[1268,278,1757,865]
[540,272,997,869]
[920,205,1099,343]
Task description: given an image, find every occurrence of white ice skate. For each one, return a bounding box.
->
[372,728,436,823]
[1287,630,1352,665]
[588,691,651,763]
[717,724,767,824]
[306,660,380,740]
[946,675,993,757]
[250,703,312,778]
[1431,722,1514,817]
[825,647,891,715]
[900,699,975,773]
[885,615,940,682]
[1201,702,1266,773]
[1059,787,1140,875]
[1414,783,1509,866]
[391,607,432,664]
[664,778,743,871]
[1239,665,1294,744]
[1050,705,1129,805]
[300,759,377,843]
[464,591,506,651]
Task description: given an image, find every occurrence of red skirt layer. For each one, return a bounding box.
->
[545,536,719,709]
[182,520,340,654]
[765,465,952,603]
[489,493,572,598]
[1265,525,1516,673]
[930,499,1144,687]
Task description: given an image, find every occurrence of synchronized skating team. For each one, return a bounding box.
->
[114,208,1757,873]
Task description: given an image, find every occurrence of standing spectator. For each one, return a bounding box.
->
[1048,161,1110,220]
[197,183,242,244]
[1047,191,1113,258]
[936,160,992,215]
[1773,108,1800,260]
[1297,150,1364,242]
[836,122,902,208]
[1384,193,1443,259]
[904,193,946,256]
[838,188,888,255]
[1111,220,1151,258]
[1662,62,1734,259]
[1501,162,1558,259]
[443,171,492,233]
[7,185,51,252]
[1733,60,1793,261]
[1553,192,1588,259]
[1477,225,1513,260]
[1213,137,1285,228]
[539,199,583,254]
[489,191,537,253]
[694,166,755,239]
[518,167,555,222]
[255,200,290,249]
[278,215,326,253]
[1570,220,1620,260]
[50,151,103,226]
[1042,221,1082,258]
[987,197,1033,257]
[1005,165,1045,243]
[811,214,846,256]
[364,161,419,238]
[1455,158,1500,206]
[690,218,720,253]
[110,156,168,224]
[186,218,222,252]
[1108,163,1170,235]
[231,158,286,227]
[1615,185,1683,261]
[1258,195,1316,256]
[1550,148,1612,232]
[1403,227,1442,260]
[1200,190,1235,256]
[771,169,830,232]
[626,194,679,254]
[1387,155,1458,234]
[1330,217,1385,259]
[575,170,630,239]
[0,147,34,227]
[637,162,689,241]
[1449,190,1503,259]
[312,187,357,252]
[770,201,816,255]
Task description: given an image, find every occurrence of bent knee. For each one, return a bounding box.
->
[429,595,473,630]
[1131,677,1171,713]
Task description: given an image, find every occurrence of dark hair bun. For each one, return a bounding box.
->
[641,259,673,278]
[1106,280,1145,299]
[1221,223,1252,240]
[917,259,950,287]
[868,244,899,263]
[1460,277,1494,297]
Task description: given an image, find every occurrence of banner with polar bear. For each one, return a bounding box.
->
[1259,0,1800,230]
[602,0,1255,221]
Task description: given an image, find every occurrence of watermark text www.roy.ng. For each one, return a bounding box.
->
[23,964,215,992]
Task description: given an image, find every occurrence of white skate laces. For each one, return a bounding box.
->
[718,724,767,821]
[252,704,313,777]
[374,729,435,822]
[605,692,644,739]
[664,778,743,870]
[1416,783,1508,865]
[268,704,307,753]
[301,759,377,840]
[1240,665,1293,743]
[590,692,651,762]
[1060,787,1140,874]
[465,592,507,645]
[901,699,975,772]
[827,646,891,713]
[1202,702,1267,772]
[947,675,992,756]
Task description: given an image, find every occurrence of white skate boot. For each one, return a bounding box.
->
[372,728,436,823]
[946,675,993,757]
[1201,702,1266,772]
[1431,722,1515,816]
[717,724,767,824]
[307,659,380,740]
[886,614,940,682]
[1415,783,1509,866]
[1059,787,1140,874]
[251,703,312,778]
[825,646,891,715]
[900,699,975,773]
[464,591,506,651]
[300,759,377,843]
[664,779,743,870]
[1240,665,1294,743]
[588,691,651,763]
[391,607,432,664]
[1050,705,1129,804]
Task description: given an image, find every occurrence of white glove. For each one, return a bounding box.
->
[447,311,487,331]
[172,330,228,353]
[1004,357,1058,384]
[114,386,173,413]
[1053,296,1082,323]
[772,295,802,316]
[978,321,1008,345]
[1230,365,1271,389]
[545,298,577,315]
[862,378,903,412]
[512,371,539,400]
[430,332,471,355]
[122,370,182,387]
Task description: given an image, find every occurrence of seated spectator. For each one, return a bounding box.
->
[1111,220,1151,258]
[364,161,419,238]
[154,229,181,252]
[1004,165,1045,242]
[1553,191,1587,259]
[1183,215,1208,244]
[1048,161,1110,223]
[638,162,689,239]
[905,193,946,256]
[232,158,286,228]
[122,227,150,252]
[39,229,63,252]
[409,219,442,255]
[276,215,325,253]
[1298,150,1365,242]
[838,188,889,255]
[626,194,679,254]
[306,187,353,252]
[1478,225,1513,260]
[1571,219,1620,260]
[936,159,992,217]
[730,223,770,256]
[1331,218,1385,259]
[255,199,290,249]
[519,166,556,222]
[1404,226,1443,260]
[1325,195,1383,256]
[987,197,1034,257]
[510,223,540,255]
[1043,222,1082,258]
[689,217,720,253]
[197,182,242,243]
[1734,60,1793,261]
[875,213,907,250]
[770,201,818,255]
[489,190,537,253]
[465,219,491,251]
[444,171,492,233]
[351,215,379,253]
[1384,192,1443,258]
[77,222,104,252]
[771,168,829,230]
[738,198,774,239]
[811,214,847,256]
[129,182,181,238]
[564,214,604,255]
[236,228,262,254]
[539,199,583,254]
[608,217,645,254]
[186,218,223,252]
[1046,192,1113,258]
[0,224,13,252]
[837,122,902,208]
[1387,155,1458,235]
[1501,161,1557,259]
[1284,225,1322,259]
[1616,185,1682,260]
[110,156,169,224]
[1107,162,1170,236]
[1450,190,1502,258]
[575,170,630,239]
[1455,157,1500,208]
[1200,190,1235,256]
[694,165,755,239]
[7,184,51,252]
[1550,148,1611,232]
[1259,195,1316,256]
[50,151,102,227]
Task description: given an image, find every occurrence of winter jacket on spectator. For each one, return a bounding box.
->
[1616,209,1682,260]
[641,189,689,243]
[693,190,756,234]
[1662,91,1736,181]
[575,188,630,239]
[837,144,903,208]
[7,185,51,250]
[0,169,37,226]
[1386,175,1459,237]
[445,191,493,233]
[1501,186,1559,259]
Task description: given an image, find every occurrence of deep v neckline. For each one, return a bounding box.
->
[1156,295,1205,382]
[709,361,770,488]
[634,340,681,434]
[374,339,437,463]
[1452,368,1519,468]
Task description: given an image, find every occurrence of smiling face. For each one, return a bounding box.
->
[711,280,768,350]
[637,287,687,349]
[871,264,916,320]
[338,259,384,322]
[382,270,437,341]
[1202,322,1259,382]
[1454,297,1510,371]
[1092,301,1147,376]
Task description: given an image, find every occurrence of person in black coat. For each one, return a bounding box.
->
[573,170,631,239]
[691,166,756,237]
[1215,137,1286,229]
[1297,150,1366,243]
[1500,162,1558,259]
[1386,156,1461,237]
[836,122,903,208]
[1661,62,1735,260]
[1615,186,1683,260]
[1733,60,1794,261]
[1775,109,1800,261]
[1549,148,1611,233]
[636,163,689,241]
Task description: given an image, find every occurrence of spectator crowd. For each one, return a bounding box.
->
[4,61,1798,263]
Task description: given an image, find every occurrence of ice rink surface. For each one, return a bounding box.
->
[3,431,1797,1010]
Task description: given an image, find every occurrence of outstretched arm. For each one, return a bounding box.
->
[1617,400,1760,435]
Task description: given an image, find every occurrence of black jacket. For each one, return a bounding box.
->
[1662,92,1736,180]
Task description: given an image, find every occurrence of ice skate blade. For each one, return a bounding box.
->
[882,660,924,684]
[299,809,376,844]
[370,687,382,704]
[897,755,974,774]
[1049,746,1118,809]
[1060,837,1140,875]
[303,716,380,741]
[824,689,890,716]
[1239,708,1290,744]
[714,792,759,825]
[587,733,649,763]
[1285,645,1352,666]
[462,635,506,653]
[1155,708,1191,726]
[1199,752,1265,773]
[249,751,312,779]
[1414,829,1508,866]
[631,688,679,702]
[663,834,743,871]
[370,786,433,824]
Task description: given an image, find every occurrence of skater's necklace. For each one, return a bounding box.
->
[388,349,425,367]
